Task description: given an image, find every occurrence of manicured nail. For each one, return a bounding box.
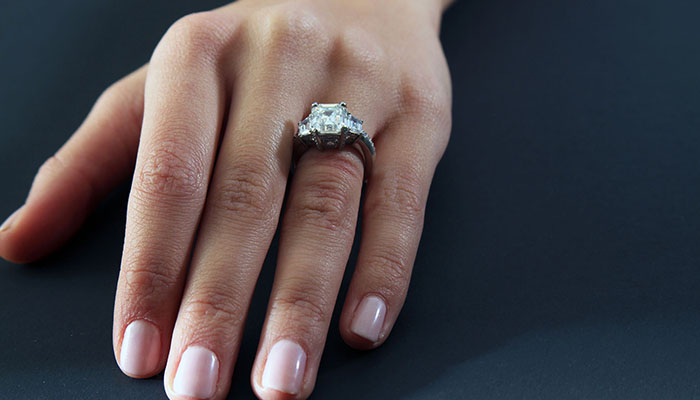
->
[350,295,387,342]
[173,346,219,399]
[0,206,24,233]
[261,339,306,395]
[120,320,161,377]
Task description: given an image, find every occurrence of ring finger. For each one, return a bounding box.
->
[252,58,391,399]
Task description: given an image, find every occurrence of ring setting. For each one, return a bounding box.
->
[293,102,375,179]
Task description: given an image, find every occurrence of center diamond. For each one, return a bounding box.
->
[310,103,346,134]
[297,102,364,148]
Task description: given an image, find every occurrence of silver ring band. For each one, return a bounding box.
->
[292,102,375,180]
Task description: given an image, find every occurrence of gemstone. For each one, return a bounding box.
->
[308,103,346,134]
[347,115,363,133]
[298,102,364,144]
[298,117,310,136]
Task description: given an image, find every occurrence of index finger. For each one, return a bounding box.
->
[113,12,234,378]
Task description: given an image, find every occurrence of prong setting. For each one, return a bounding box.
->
[296,102,369,150]
[339,126,348,149]
[293,102,375,179]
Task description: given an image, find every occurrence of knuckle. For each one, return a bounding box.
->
[369,249,412,296]
[181,287,245,328]
[251,5,327,59]
[154,11,228,67]
[92,75,144,155]
[96,79,129,109]
[37,154,62,178]
[365,168,425,222]
[37,153,100,205]
[210,160,277,225]
[120,261,178,300]
[333,28,388,80]
[291,160,362,232]
[399,72,452,124]
[296,181,347,229]
[133,140,207,200]
[271,284,329,330]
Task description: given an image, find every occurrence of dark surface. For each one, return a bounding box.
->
[2,0,700,399]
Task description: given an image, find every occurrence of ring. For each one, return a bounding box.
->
[293,102,375,180]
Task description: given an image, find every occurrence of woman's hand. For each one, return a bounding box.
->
[0,0,452,398]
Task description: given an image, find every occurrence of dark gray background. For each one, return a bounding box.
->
[2,0,700,398]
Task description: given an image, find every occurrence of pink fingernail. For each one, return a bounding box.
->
[261,339,306,395]
[350,295,387,342]
[173,346,219,399]
[120,320,161,377]
[0,206,24,233]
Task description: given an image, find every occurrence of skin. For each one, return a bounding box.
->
[0,0,453,399]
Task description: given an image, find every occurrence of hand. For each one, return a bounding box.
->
[0,0,452,398]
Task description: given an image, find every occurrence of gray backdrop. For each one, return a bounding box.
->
[2,0,700,398]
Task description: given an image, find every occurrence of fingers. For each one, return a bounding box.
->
[253,148,366,400]
[248,27,395,399]
[162,9,331,399]
[339,83,452,349]
[0,65,146,264]
[113,12,236,379]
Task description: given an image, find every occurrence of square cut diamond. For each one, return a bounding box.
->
[298,103,363,137]
[310,103,346,134]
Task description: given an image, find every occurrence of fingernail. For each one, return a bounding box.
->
[261,339,306,395]
[120,320,161,377]
[0,206,24,233]
[173,346,219,399]
[350,295,387,342]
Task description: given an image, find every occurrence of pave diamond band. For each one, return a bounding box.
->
[293,102,375,179]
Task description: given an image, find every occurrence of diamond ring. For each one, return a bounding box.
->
[293,102,375,179]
